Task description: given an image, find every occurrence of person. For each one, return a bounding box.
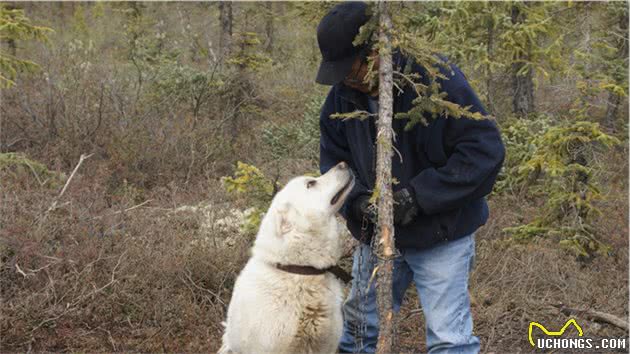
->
[315,2,506,354]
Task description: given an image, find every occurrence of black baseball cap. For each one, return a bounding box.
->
[315,2,370,85]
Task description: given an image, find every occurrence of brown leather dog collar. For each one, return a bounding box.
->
[275,263,353,284]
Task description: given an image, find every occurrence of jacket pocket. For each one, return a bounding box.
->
[433,208,463,241]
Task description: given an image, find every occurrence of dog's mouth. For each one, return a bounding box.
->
[330,174,355,206]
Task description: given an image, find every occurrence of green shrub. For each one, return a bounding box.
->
[494,114,554,195]
[221,161,277,233]
[0,4,52,87]
[503,120,620,258]
[0,153,64,189]
[261,93,323,163]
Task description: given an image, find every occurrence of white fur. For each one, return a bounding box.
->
[219,163,354,354]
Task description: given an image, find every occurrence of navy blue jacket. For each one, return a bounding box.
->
[319,53,505,250]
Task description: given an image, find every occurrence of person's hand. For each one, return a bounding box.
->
[353,189,419,226]
[351,195,378,224]
[393,188,419,226]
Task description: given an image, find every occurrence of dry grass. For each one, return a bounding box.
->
[1,147,626,353]
[0,160,254,352]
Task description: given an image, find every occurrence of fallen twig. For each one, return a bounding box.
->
[92,199,153,220]
[552,303,629,331]
[401,308,423,322]
[29,251,126,334]
[37,153,93,228]
[181,267,227,308]
[15,263,28,277]
[23,159,47,187]
[15,258,60,277]
[42,153,94,219]
[51,153,94,210]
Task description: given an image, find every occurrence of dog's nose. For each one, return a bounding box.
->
[337,162,348,169]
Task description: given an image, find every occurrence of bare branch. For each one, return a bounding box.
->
[552,303,629,331]
[91,199,153,220]
[23,159,47,186]
[29,251,126,334]
[15,263,28,277]
[47,153,94,213]
[182,267,227,307]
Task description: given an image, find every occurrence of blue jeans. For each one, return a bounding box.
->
[339,234,480,354]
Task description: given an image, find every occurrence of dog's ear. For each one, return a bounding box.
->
[275,204,292,237]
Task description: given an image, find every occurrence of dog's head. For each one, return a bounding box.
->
[275,161,355,219]
[253,162,355,268]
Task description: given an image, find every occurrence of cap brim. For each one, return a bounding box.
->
[315,54,357,85]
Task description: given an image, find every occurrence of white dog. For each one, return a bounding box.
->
[219,162,355,354]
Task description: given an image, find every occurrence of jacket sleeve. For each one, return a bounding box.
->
[319,90,370,219]
[409,75,506,215]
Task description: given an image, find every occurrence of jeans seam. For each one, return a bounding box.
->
[461,236,475,346]
[458,290,466,341]
[457,236,473,346]
[469,235,476,273]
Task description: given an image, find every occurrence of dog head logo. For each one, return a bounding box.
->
[528,318,584,347]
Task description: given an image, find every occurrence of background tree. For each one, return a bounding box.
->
[219,1,233,65]
[263,2,274,54]
[0,4,51,88]
[509,2,535,116]
[601,2,629,132]
[402,1,569,119]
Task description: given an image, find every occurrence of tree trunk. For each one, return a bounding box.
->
[3,4,18,56]
[264,2,274,54]
[485,18,495,115]
[604,8,628,132]
[604,92,622,132]
[511,3,535,117]
[177,5,197,63]
[128,1,142,18]
[374,2,396,354]
[219,1,233,63]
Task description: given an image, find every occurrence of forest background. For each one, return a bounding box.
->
[0,2,628,352]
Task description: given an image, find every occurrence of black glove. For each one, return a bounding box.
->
[351,195,378,223]
[393,187,419,226]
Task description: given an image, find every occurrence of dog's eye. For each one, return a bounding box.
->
[306,180,316,189]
